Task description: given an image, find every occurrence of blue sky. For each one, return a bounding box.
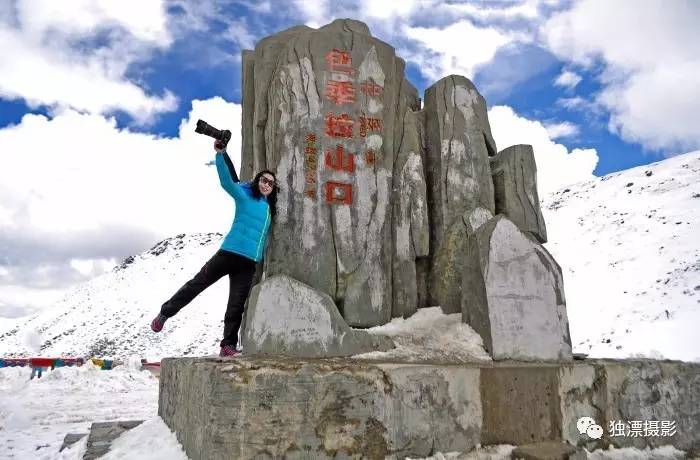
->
[0,0,698,316]
[2,1,696,170]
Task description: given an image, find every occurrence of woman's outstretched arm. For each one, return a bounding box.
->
[222,151,239,182]
[215,150,244,200]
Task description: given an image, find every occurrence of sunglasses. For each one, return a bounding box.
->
[259,176,276,187]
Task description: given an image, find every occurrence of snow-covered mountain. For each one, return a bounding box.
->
[0,233,231,361]
[542,150,699,362]
[1,151,698,362]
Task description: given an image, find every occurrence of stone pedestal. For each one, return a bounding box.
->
[159,357,700,459]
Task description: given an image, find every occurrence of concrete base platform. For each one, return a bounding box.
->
[159,357,700,460]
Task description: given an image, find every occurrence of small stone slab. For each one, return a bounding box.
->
[491,144,547,243]
[242,275,393,357]
[59,433,86,452]
[462,215,572,361]
[83,420,143,459]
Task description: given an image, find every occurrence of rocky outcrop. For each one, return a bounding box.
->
[423,75,498,312]
[241,275,393,357]
[430,206,493,315]
[491,144,547,243]
[243,19,410,327]
[462,216,571,361]
[391,108,429,318]
[238,18,569,361]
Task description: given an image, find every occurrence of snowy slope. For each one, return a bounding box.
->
[0,233,232,360]
[0,152,698,362]
[542,150,700,362]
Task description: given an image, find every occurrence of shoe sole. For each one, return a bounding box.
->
[150,319,165,333]
[219,350,240,358]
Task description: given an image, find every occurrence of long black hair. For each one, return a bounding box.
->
[252,169,278,217]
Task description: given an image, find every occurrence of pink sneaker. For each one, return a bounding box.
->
[150,314,168,333]
[219,345,240,357]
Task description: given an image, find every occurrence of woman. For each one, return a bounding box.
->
[150,140,277,357]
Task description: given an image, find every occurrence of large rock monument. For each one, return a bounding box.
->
[238,18,569,361]
[160,20,700,460]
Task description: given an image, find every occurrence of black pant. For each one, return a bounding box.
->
[160,250,256,348]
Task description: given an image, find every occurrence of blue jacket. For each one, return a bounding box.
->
[215,152,271,262]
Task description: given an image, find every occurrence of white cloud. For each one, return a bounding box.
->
[557,96,587,110]
[489,106,598,196]
[0,0,177,123]
[405,19,516,80]
[15,0,171,45]
[599,63,700,152]
[0,97,243,313]
[250,1,273,14]
[70,258,117,278]
[443,0,541,20]
[293,0,331,28]
[543,121,579,139]
[554,69,581,89]
[359,0,423,20]
[0,285,68,318]
[288,0,545,90]
[225,19,256,49]
[0,28,178,124]
[542,0,700,151]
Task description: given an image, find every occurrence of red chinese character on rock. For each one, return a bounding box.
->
[325,113,354,138]
[365,150,376,165]
[303,132,318,199]
[325,49,354,75]
[305,170,317,185]
[325,80,356,105]
[359,116,382,137]
[306,156,317,170]
[324,145,355,173]
[325,181,353,205]
[360,81,383,97]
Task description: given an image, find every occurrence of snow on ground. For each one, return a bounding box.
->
[54,417,188,460]
[354,307,492,362]
[100,417,187,460]
[0,360,181,459]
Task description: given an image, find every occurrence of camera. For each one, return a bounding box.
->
[195,119,232,149]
